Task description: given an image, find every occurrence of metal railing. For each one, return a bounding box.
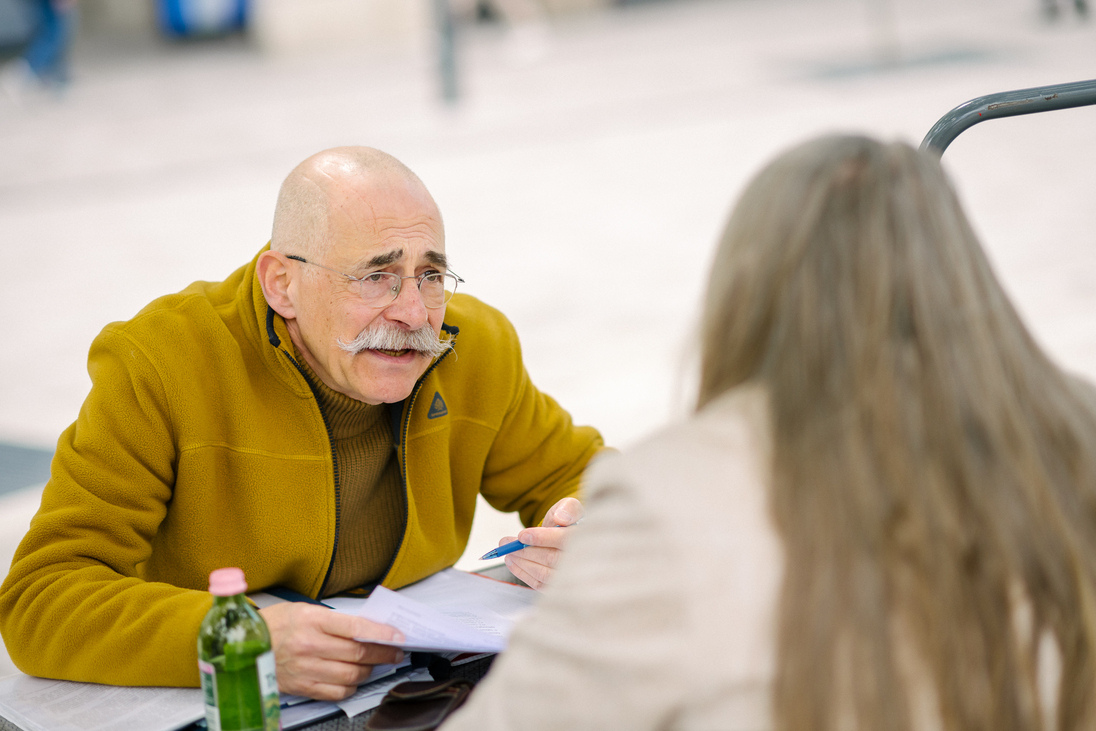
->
[920,78,1096,155]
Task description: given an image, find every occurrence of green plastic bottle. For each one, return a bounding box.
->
[197,567,281,731]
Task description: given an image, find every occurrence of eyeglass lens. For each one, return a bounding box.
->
[358,272,458,308]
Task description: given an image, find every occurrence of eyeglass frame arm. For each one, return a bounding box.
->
[920,78,1096,156]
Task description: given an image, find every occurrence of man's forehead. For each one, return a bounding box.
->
[330,176,443,236]
[337,169,438,217]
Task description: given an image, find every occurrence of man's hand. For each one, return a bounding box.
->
[501,497,584,590]
[259,602,405,700]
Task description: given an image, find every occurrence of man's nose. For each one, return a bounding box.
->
[384,278,430,329]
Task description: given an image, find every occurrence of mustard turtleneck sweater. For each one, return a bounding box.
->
[296,351,406,597]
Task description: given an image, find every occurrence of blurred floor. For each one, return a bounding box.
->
[0,487,42,679]
[0,445,51,497]
[1,0,1095,677]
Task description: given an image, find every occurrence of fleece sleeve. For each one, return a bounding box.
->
[475,325,606,529]
[0,325,211,687]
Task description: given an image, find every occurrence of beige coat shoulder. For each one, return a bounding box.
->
[442,386,783,731]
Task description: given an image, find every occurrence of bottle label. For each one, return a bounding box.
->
[198,659,222,731]
[256,650,281,731]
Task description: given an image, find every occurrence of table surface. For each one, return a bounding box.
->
[0,717,376,731]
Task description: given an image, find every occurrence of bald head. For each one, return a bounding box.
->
[271,147,438,260]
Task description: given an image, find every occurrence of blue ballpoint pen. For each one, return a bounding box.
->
[479,521,581,560]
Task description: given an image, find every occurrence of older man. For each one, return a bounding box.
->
[0,147,603,700]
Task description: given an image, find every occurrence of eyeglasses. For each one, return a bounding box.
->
[286,254,463,309]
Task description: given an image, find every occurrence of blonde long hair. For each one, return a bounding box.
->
[698,135,1096,731]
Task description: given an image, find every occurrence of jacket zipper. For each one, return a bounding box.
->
[378,330,458,586]
[266,305,459,596]
[278,349,342,599]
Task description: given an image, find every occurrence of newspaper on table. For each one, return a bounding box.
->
[0,674,202,731]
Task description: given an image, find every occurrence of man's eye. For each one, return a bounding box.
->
[363,273,389,284]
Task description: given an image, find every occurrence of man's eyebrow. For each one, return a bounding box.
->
[358,248,447,271]
[363,249,403,269]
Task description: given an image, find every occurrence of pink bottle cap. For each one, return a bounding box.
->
[208,567,248,597]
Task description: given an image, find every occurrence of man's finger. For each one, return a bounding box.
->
[304,682,361,703]
[285,653,376,683]
[352,641,405,666]
[272,648,372,698]
[316,609,405,644]
[283,658,374,701]
[504,555,547,590]
[542,497,584,527]
[308,637,404,667]
[504,543,559,569]
[517,525,572,550]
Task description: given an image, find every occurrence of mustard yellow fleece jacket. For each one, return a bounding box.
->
[0,248,604,687]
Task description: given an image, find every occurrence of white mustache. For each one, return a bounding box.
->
[337,323,452,359]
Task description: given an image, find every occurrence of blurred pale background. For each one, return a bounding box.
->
[1,0,1094,677]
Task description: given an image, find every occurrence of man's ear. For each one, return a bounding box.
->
[257,249,297,320]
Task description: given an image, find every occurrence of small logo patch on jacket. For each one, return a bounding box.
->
[427,392,448,419]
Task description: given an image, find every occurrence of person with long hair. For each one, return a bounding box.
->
[440,134,1096,730]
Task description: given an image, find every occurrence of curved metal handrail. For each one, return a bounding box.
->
[920,78,1096,155]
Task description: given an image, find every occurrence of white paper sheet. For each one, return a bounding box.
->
[397,569,536,619]
[333,569,538,653]
[354,586,506,653]
[0,674,202,731]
